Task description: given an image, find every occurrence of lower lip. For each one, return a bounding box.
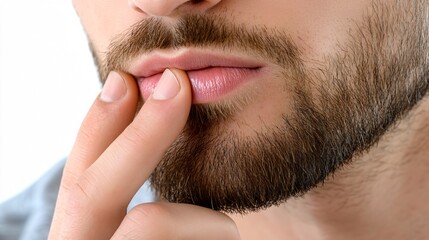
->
[138,67,260,103]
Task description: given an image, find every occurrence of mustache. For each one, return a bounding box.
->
[101,14,303,82]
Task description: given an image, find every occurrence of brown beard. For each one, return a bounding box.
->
[94,0,429,214]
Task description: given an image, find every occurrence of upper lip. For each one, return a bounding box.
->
[127,49,264,78]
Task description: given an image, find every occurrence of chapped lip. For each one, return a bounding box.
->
[127,48,264,79]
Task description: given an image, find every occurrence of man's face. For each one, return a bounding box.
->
[73,0,429,213]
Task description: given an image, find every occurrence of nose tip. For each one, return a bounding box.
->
[128,0,221,17]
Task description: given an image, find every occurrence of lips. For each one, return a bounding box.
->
[128,50,264,103]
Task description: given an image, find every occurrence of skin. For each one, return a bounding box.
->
[49,0,429,239]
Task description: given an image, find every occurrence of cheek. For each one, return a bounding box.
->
[72,0,144,57]
[287,1,372,61]
[214,0,372,63]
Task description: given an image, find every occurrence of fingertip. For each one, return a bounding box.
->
[115,71,140,103]
[100,71,139,103]
[145,68,192,112]
[151,69,181,100]
[100,71,126,102]
[168,68,193,104]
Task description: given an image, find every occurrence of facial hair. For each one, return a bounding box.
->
[94,0,429,214]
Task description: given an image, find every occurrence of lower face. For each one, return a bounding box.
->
[73,0,429,213]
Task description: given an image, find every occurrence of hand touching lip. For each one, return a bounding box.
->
[49,68,241,239]
[138,67,261,103]
[128,49,265,103]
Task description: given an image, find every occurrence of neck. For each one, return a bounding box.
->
[228,96,429,240]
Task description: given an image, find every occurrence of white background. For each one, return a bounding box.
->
[0,1,100,202]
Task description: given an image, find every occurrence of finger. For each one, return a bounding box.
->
[112,203,241,240]
[65,71,139,184]
[49,71,139,239]
[60,68,192,239]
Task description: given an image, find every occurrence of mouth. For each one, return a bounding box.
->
[127,49,265,103]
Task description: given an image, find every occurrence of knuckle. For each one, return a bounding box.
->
[62,171,99,216]
[225,217,241,240]
[215,213,241,240]
[60,169,80,193]
[123,123,152,146]
[122,203,171,238]
[128,203,170,226]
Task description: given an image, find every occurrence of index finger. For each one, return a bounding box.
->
[61,68,192,239]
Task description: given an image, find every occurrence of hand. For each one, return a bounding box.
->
[48,69,240,239]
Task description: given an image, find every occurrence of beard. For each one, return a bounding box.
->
[94,0,429,213]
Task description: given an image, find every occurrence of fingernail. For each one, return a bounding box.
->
[100,71,127,102]
[152,69,180,100]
